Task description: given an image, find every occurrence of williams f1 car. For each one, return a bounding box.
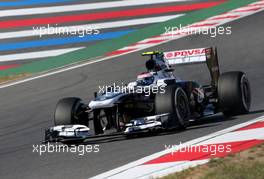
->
[44,47,251,143]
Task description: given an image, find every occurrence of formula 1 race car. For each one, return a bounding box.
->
[44,46,251,143]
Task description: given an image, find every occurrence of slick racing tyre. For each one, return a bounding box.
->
[218,71,251,116]
[155,85,190,129]
[54,97,87,125]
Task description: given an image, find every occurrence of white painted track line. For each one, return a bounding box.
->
[0,0,189,18]
[91,115,264,179]
[0,47,84,62]
[0,14,184,40]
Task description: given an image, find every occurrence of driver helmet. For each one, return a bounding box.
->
[136,72,155,86]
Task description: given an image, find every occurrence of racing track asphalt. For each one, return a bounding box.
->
[0,10,264,179]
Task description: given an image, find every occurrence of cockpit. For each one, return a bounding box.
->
[136,73,155,86]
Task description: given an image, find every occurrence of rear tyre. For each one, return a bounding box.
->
[54,97,86,125]
[155,85,190,129]
[218,71,251,116]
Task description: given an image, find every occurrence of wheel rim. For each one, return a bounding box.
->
[177,95,188,118]
[174,88,189,125]
[73,101,82,120]
[72,100,86,125]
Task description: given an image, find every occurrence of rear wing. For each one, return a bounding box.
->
[164,47,220,87]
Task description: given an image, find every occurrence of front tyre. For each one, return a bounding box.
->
[218,71,251,116]
[155,85,190,129]
[54,97,87,125]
